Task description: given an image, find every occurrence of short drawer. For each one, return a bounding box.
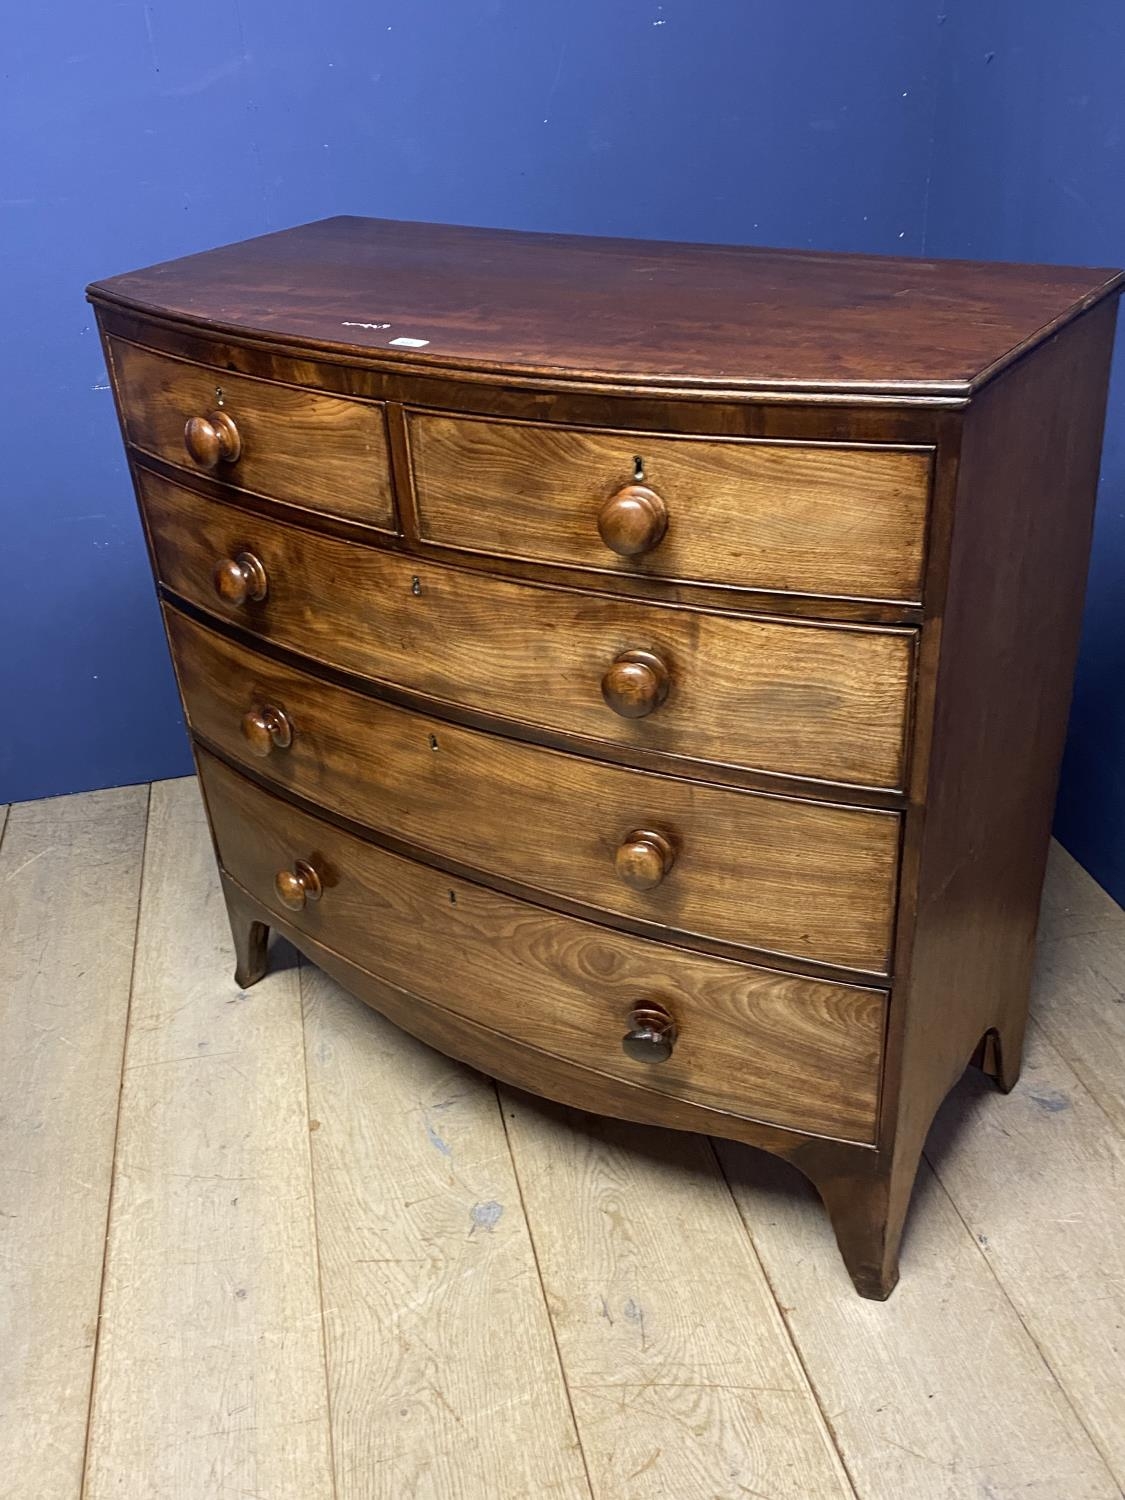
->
[408,411,931,602]
[108,338,395,528]
[199,749,886,1143]
[169,608,901,972]
[143,472,915,791]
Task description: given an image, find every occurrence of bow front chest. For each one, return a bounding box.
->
[89,218,1122,1297]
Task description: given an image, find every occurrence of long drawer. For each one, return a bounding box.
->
[408,410,931,602]
[141,472,915,790]
[199,749,886,1143]
[169,607,900,972]
[109,339,395,528]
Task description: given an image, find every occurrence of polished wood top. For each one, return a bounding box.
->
[88,216,1122,399]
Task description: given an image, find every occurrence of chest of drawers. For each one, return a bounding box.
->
[89,218,1122,1298]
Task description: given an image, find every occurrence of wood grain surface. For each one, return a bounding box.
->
[0,787,147,1500]
[1035,843,1125,1136]
[301,965,592,1499]
[142,473,916,791]
[83,779,336,1500]
[168,607,901,973]
[409,409,931,601]
[91,216,1122,1305]
[7,772,1125,1498]
[88,215,1124,397]
[110,338,394,528]
[930,1024,1125,1486]
[870,301,1122,1299]
[200,750,886,1143]
[501,1097,854,1499]
[718,1145,1122,1499]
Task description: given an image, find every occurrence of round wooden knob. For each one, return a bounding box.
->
[240,704,293,757]
[601,649,670,719]
[622,1002,677,1064]
[184,410,241,469]
[615,829,676,891]
[274,859,322,911]
[213,551,268,606]
[597,484,668,557]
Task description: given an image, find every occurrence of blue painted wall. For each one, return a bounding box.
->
[3,3,1123,903]
[926,1,1125,902]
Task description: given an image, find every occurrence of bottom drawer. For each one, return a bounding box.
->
[199,749,886,1144]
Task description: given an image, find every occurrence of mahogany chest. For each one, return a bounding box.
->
[89,218,1122,1297]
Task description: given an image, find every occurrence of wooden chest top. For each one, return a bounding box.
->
[88,215,1123,399]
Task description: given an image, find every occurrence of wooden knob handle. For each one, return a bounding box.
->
[615,829,676,891]
[622,1002,677,1064]
[597,484,668,557]
[601,649,670,719]
[184,410,241,469]
[213,551,268,606]
[240,704,293,757]
[274,859,322,911]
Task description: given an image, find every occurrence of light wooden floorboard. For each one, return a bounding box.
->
[82,778,336,1500]
[717,1147,1120,1499]
[1033,842,1125,1135]
[301,963,591,1500]
[501,1093,855,1500]
[923,845,1125,1489]
[5,782,1125,1500]
[0,784,147,1500]
[1038,841,1123,946]
[719,844,1125,1498]
[928,1024,1125,1487]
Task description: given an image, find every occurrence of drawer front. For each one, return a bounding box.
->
[143,473,914,790]
[200,750,885,1143]
[109,338,395,528]
[169,608,900,972]
[408,411,931,602]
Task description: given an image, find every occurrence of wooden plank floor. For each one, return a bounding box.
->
[2,777,1124,1499]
